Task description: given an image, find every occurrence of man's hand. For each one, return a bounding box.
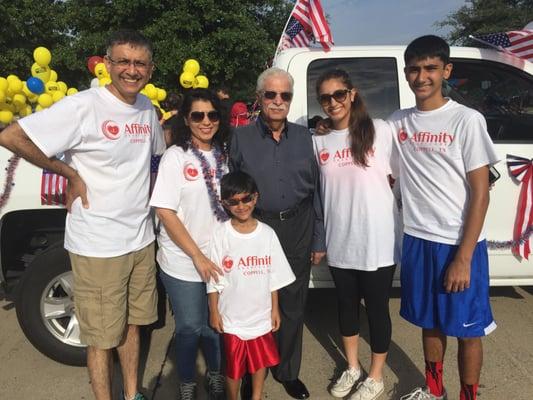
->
[311,251,326,265]
[209,310,224,334]
[271,306,281,332]
[314,118,332,135]
[192,254,224,283]
[66,173,89,212]
[443,258,471,293]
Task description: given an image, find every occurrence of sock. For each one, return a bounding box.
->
[425,360,444,397]
[459,382,478,400]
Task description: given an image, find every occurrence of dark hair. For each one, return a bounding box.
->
[163,92,183,111]
[404,35,450,65]
[221,171,258,200]
[106,30,153,59]
[316,69,375,167]
[172,88,230,152]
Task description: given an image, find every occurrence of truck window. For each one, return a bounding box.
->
[306,58,400,127]
[447,59,533,143]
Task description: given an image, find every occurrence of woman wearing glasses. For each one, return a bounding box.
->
[312,69,400,400]
[150,89,229,400]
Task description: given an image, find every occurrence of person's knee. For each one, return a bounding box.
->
[458,336,482,347]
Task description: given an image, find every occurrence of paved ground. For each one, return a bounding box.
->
[1,286,533,400]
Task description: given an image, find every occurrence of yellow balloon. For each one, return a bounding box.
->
[99,77,112,87]
[183,59,200,76]
[12,93,26,107]
[144,84,157,100]
[57,81,68,94]
[35,104,44,112]
[45,81,60,94]
[22,82,32,97]
[94,63,108,79]
[0,110,13,124]
[180,71,195,88]
[8,78,23,94]
[151,99,160,108]
[157,88,167,102]
[6,75,19,84]
[0,90,5,103]
[0,77,7,92]
[33,47,52,67]
[38,93,54,108]
[52,91,65,102]
[67,88,78,96]
[48,70,58,82]
[27,92,39,103]
[18,104,33,117]
[195,75,209,89]
[31,63,51,83]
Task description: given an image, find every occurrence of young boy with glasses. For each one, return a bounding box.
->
[207,171,296,400]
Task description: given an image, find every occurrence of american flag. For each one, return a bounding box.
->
[150,154,161,195]
[41,170,67,206]
[278,0,333,53]
[471,30,533,61]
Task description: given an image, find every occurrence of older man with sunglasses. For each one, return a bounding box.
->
[230,67,326,399]
[0,30,165,400]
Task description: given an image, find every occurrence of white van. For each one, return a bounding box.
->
[273,46,533,287]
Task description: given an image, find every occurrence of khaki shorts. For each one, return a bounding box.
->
[69,242,157,349]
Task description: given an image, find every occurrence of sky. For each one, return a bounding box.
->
[320,0,467,45]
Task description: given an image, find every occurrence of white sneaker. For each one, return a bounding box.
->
[348,377,384,400]
[330,366,362,398]
[400,387,447,400]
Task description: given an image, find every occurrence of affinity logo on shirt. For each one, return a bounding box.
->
[237,255,272,276]
[318,149,330,165]
[397,127,455,153]
[101,120,121,140]
[221,255,234,273]
[319,146,374,168]
[183,162,200,181]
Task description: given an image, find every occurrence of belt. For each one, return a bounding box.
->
[254,197,312,221]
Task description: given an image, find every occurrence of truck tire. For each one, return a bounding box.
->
[15,245,87,366]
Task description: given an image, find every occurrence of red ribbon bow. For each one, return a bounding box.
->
[507,154,533,259]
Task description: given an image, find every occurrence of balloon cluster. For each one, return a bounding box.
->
[86,56,113,88]
[0,47,79,125]
[140,83,167,111]
[179,59,208,89]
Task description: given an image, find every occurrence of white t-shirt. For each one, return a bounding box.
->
[207,221,295,340]
[18,87,165,257]
[388,99,499,244]
[149,145,228,282]
[312,119,400,270]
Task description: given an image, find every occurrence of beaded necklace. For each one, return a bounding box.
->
[188,142,229,222]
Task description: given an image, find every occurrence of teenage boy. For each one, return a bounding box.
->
[207,171,296,400]
[388,35,499,400]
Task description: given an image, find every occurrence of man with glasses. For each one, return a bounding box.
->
[230,67,326,399]
[0,30,164,400]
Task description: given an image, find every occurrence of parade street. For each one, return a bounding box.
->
[1,286,532,400]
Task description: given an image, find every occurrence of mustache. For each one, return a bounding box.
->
[266,103,288,111]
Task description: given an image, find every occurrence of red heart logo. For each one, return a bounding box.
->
[320,152,329,161]
[108,125,119,135]
[318,149,330,165]
[398,129,408,143]
[187,168,198,177]
[222,256,233,272]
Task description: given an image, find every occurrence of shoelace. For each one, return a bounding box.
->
[337,369,358,387]
[400,387,430,400]
[180,383,196,400]
[208,372,225,394]
[358,379,378,396]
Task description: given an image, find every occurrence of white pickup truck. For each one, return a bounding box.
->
[0,45,531,365]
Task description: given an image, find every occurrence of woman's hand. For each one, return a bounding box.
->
[192,253,224,283]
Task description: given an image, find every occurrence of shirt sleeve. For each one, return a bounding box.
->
[461,113,500,172]
[269,230,296,291]
[149,147,183,210]
[311,154,326,252]
[18,95,84,157]
[206,228,222,294]
[151,111,166,155]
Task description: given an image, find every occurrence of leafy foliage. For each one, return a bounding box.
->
[0,0,293,98]
[438,0,533,45]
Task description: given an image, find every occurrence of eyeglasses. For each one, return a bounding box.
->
[106,56,152,70]
[189,111,221,123]
[262,91,293,102]
[222,193,256,207]
[318,89,351,105]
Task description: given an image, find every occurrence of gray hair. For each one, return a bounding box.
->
[256,67,294,93]
[105,29,153,60]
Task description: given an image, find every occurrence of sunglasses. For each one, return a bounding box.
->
[189,111,221,123]
[318,89,351,105]
[222,193,256,207]
[262,91,293,102]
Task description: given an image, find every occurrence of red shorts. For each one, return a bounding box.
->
[223,331,280,380]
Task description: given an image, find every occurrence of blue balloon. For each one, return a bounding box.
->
[27,77,45,94]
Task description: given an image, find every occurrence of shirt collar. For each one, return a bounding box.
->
[257,115,289,139]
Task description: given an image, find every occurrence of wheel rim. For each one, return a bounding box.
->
[40,271,85,348]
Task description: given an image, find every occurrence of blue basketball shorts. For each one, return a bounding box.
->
[400,233,497,338]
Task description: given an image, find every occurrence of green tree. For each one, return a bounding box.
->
[1,0,293,99]
[438,0,533,45]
